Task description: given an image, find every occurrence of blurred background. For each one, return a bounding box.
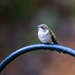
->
[0,0,75,75]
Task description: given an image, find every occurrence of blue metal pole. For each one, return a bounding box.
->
[0,44,75,73]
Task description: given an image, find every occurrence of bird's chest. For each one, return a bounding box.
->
[38,30,51,39]
[38,30,52,43]
[38,31,46,38]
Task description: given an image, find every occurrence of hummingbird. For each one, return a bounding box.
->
[32,24,58,44]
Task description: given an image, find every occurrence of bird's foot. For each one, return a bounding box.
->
[40,42,55,45]
[40,42,50,45]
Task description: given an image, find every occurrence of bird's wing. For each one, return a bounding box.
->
[49,29,58,44]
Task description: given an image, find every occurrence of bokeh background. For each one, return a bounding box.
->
[0,0,75,75]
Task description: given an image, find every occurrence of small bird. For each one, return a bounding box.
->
[32,24,58,44]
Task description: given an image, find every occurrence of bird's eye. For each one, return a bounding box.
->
[41,27,45,29]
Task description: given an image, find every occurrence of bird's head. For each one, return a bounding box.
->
[38,24,48,32]
[31,24,49,32]
[38,24,48,29]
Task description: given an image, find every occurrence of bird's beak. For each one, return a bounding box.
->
[30,26,38,28]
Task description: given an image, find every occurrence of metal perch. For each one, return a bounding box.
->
[0,44,75,73]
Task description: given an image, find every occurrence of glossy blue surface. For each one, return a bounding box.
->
[0,44,75,73]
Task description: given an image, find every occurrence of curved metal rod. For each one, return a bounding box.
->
[0,44,75,73]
